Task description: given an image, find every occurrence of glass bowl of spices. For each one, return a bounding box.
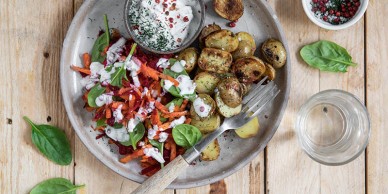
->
[302,0,368,30]
[124,0,205,54]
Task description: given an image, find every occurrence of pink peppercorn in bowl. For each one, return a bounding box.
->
[302,0,368,30]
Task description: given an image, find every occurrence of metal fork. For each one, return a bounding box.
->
[133,78,280,194]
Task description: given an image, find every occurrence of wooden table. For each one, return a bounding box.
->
[1,0,387,193]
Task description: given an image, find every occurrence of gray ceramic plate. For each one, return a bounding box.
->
[60,0,290,189]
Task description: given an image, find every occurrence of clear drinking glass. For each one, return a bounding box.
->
[296,89,371,165]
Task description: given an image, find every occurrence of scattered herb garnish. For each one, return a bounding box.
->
[300,40,357,72]
[91,14,110,63]
[30,178,85,194]
[172,124,202,149]
[23,116,72,166]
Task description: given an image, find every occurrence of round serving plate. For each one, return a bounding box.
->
[60,0,290,189]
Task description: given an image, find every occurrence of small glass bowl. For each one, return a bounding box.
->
[124,0,205,54]
[296,89,370,165]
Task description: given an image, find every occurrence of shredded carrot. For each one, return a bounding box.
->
[71,65,91,75]
[184,118,191,124]
[82,53,91,69]
[140,64,160,80]
[105,107,112,119]
[162,111,187,118]
[180,100,189,111]
[112,102,128,110]
[119,149,145,163]
[151,110,162,126]
[170,141,177,161]
[159,122,171,130]
[118,87,132,95]
[158,74,179,86]
[165,142,171,150]
[155,101,169,113]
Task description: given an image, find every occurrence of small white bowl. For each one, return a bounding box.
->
[302,0,368,30]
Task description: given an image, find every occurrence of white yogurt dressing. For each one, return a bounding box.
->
[106,37,126,65]
[144,147,165,163]
[95,92,113,107]
[170,116,186,128]
[158,132,169,143]
[176,75,196,95]
[125,57,142,87]
[168,103,175,113]
[148,125,159,140]
[170,60,185,73]
[156,58,170,69]
[193,97,212,118]
[113,105,124,123]
[128,0,193,51]
[105,126,130,142]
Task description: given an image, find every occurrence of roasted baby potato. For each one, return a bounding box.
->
[215,92,242,117]
[214,0,244,21]
[205,30,239,52]
[217,77,242,108]
[232,57,266,83]
[201,139,220,161]
[232,41,255,60]
[235,117,260,138]
[198,48,233,73]
[199,24,222,48]
[177,47,198,73]
[261,38,287,68]
[190,94,216,121]
[236,32,256,47]
[240,82,252,96]
[194,71,220,94]
[191,113,221,134]
[263,62,276,80]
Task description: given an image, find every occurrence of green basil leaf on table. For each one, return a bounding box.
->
[91,14,110,63]
[30,178,84,194]
[149,139,165,167]
[172,124,202,149]
[300,40,357,72]
[122,122,145,149]
[87,83,106,108]
[23,117,72,166]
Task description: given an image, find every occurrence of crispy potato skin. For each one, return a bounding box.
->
[232,57,266,83]
[263,62,276,80]
[198,48,233,73]
[194,71,220,94]
[199,24,222,48]
[214,0,244,21]
[205,30,239,52]
[261,38,287,68]
[177,47,198,73]
[217,77,242,108]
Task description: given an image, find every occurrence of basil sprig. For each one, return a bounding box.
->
[87,83,106,107]
[30,178,84,194]
[91,14,110,63]
[300,40,357,72]
[172,124,202,149]
[23,117,72,165]
[121,122,145,150]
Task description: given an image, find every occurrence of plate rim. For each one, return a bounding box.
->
[60,0,291,189]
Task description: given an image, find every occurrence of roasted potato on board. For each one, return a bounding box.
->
[201,139,220,161]
[214,0,244,21]
[215,92,242,118]
[263,62,276,81]
[232,57,266,83]
[177,47,198,73]
[261,38,287,68]
[232,32,256,60]
[194,71,220,94]
[235,117,260,138]
[190,94,216,121]
[198,48,233,73]
[191,113,221,134]
[217,77,242,108]
[205,30,239,52]
[199,24,222,48]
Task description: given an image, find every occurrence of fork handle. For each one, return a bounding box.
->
[132,155,189,194]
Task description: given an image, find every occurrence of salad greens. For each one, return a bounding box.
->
[161,63,196,101]
[30,178,85,194]
[172,124,202,149]
[300,40,357,72]
[23,116,72,166]
[87,83,106,108]
[121,122,145,149]
[91,14,110,63]
[149,139,164,167]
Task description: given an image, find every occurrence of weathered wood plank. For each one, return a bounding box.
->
[366,0,388,193]
[0,0,75,193]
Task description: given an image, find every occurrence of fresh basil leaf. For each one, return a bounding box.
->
[91,33,108,63]
[300,40,357,72]
[87,84,106,108]
[166,98,184,107]
[23,117,72,165]
[96,119,106,127]
[149,139,164,168]
[129,122,145,150]
[172,124,202,149]
[169,58,177,65]
[113,122,123,129]
[30,178,84,194]
[110,65,126,87]
[103,14,110,45]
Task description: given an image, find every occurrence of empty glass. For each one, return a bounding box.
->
[296,89,370,165]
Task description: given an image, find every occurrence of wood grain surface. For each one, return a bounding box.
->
[0,0,386,193]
